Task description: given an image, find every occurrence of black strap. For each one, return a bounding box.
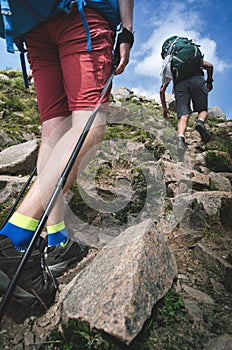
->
[20,52,29,88]
[117,27,134,48]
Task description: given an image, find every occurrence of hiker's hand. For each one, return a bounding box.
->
[114,27,134,74]
[206,78,213,92]
[115,42,130,75]
[207,82,213,92]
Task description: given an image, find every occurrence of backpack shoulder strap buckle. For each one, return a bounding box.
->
[70,1,78,9]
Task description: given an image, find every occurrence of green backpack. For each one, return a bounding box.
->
[161,36,204,82]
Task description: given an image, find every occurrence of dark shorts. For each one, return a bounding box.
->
[25,7,115,124]
[174,75,208,118]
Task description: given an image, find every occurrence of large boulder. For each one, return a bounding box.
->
[175,191,232,232]
[208,106,226,120]
[60,219,177,345]
[0,139,38,175]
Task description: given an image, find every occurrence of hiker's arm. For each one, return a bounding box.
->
[202,61,214,92]
[115,0,134,75]
[160,84,169,118]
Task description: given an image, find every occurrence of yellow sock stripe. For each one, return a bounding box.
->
[47,221,66,234]
[9,212,39,231]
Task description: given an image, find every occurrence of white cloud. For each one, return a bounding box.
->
[134,2,229,80]
[131,86,159,101]
[131,79,176,104]
[196,38,229,72]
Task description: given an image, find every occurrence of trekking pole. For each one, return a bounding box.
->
[0,167,37,230]
[0,61,118,321]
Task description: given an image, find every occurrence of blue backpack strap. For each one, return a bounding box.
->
[76,0,121,52]
[58,0,76,13]
[0,0,14,53]
[58,0,92,51]
[77,0,92,51]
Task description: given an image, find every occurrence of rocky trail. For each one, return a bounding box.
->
[0,78,231,349]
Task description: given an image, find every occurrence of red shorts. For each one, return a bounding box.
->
[25,7,115,123]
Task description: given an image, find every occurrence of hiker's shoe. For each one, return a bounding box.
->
[195,120,210,143]
[177,136,187,161]
[0,235,56,307]
[45,239,89,277]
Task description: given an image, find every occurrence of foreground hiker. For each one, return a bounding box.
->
[0,0,134,308]
[160,36,214,161]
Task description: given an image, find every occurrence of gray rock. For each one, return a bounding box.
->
[0,73,10,81]
[216,120,232,128]
[208,106,226,120]
[203,334,232,350]
[209,172,232,191]
[176,191,232,232]
[60,219,177,344]
[182,285,214,304]
[194,242,232,292]
[184,299,203,322]
[0,175,29,204]
[0,139,38,175]
[111,87,133,101]
[0,131,13,150]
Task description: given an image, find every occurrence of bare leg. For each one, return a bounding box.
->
[17,110,106,226]
[177,114,189,138]
[46,110,106,225]
[37,116,71,171]
[197,110,208,122]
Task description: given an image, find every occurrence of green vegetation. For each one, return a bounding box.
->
[47,319,119,350]
[105,123,166,160]
[205,129,232,159]
[207,113,225,128]
[156,288,185,325]
[69,158,148,226]
[0,69,40,147]
[203,114,232,172]
[206,151,232,172]
[208,177,219,191]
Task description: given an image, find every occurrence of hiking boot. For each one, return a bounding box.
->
[177,136,187,161]
[45,239,89,277]
[195,120,210,143]
[0,235,57,308]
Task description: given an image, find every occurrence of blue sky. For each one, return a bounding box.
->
[0,0,231,119]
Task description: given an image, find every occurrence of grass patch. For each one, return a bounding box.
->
[46,319,120,350]
[0,70,40,147]
[205,151,232,172]
[205,127,232,159]
[156,288,185,326]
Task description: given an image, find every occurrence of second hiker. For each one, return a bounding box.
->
[160,36,214,161]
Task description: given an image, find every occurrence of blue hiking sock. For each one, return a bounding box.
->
[0,212,39,251]
[47,221,68,247]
